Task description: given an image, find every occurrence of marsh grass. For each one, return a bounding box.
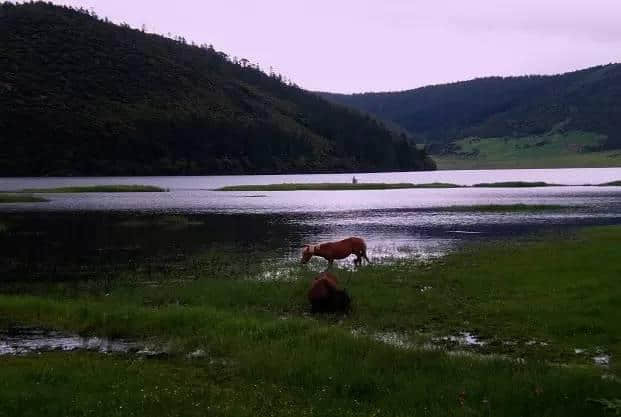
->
[118,215,203,229]
[472,181,555,187]
[2,221,621,416]
[217,181,577,191]
[22,184,168,193]
[2,222,620,364]
[1,340,616,417]
[0,194,48,203]
[215,182,461,191]
[0,289,618,417]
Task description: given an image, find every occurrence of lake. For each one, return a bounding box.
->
[2,168,621,269]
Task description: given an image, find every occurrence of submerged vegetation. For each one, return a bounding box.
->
[0,194,48,203]
[0,212,620,416]
[438,204,572,212]
[22,185,168,193]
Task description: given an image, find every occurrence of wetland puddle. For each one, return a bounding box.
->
[355,329,614,368]
[0,327,147,356]
[0,327,614,372]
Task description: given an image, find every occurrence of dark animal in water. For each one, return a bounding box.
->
[308,272,351,313]
[301,237,370,267]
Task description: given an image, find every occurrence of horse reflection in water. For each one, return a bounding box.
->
[301,237,370,268]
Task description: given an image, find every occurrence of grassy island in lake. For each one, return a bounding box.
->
[0,194,48,203]
[22,185,168,193]
[472,181,555,188]
[216,182,461,191]
[215,181,572,191]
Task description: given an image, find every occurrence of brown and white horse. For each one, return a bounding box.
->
[301,237,370,267]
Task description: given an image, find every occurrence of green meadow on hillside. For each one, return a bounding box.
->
[433,131,621,169]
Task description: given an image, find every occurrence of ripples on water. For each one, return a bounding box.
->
[1,168,621,264]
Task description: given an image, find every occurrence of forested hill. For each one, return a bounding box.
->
[320,64,621,148]
[0,2,434,176]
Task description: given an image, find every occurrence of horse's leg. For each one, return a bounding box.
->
[354,255,361,267]
[327,259,334,270]
[361,249,371,264]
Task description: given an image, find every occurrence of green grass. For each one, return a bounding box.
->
[0,194,48,203]
[21,185,168,193]
[437,204,573,212]
[0,288,618,416]
[216,178,621,192]
[217,181,569,191]
[1,225,621,416]
[433,131,621,169]
[406,182,461,188]
[2,341,616,417]
[215,182,461,191]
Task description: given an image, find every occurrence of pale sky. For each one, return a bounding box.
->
[48,0,621,93]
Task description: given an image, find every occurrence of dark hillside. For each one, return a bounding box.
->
[321,64,621,148]
[0,2,434,175]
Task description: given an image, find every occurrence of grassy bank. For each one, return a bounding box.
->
[215,182,461,191]
[0,194,47,203]
[4,226,617,364]
[1,223,620,416]
[22,185,168,193]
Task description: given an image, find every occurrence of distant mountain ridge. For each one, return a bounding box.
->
[320,64,621,149]
[0,2,434,176]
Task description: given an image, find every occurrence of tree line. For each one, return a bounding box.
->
[0,2,435,175]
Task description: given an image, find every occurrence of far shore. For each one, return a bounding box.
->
[19,185,168,193]
[214,180,621,191]
[0,194,48,203]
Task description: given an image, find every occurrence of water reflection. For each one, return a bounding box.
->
[2,167,621,191]
[2,170,621,279]
[1,187,620,214]
[2,200,621,282]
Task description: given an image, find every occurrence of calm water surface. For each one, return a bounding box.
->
[2,168,621,264]
[2,167,621,191]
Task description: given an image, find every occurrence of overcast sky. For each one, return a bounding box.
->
[50,0,621,93]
